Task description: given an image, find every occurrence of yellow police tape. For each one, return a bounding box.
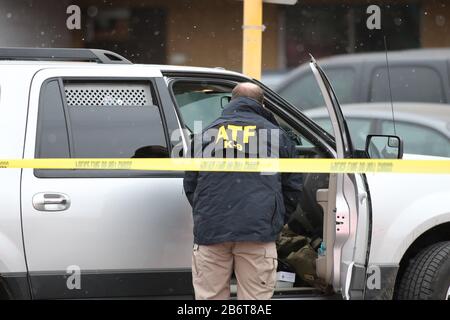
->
[0,158,449,174]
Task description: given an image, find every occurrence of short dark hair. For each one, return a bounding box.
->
[231,82,264,104]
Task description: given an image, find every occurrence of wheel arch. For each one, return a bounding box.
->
[393,222,450,298]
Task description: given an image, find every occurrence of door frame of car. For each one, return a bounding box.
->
[162,63,372,299]
[309,58,373,299]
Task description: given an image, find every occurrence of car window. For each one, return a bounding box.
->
[172,81,233,131]
[312,117,375,150]
[36,79,169,177]
[381,120,450,157]
[278,67,356,110]
[171,80,321,155]
[36,80,71,159]
[370,66,445,104]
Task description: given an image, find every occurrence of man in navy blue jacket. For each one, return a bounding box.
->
[184,82,302,300]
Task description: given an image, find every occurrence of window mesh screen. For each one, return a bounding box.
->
[64,82,153,106]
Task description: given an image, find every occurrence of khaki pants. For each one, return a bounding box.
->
[192,241,278,300]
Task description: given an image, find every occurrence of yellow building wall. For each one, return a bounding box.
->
[165,0,280,71]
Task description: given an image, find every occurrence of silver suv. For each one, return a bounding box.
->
[0,48,449,300]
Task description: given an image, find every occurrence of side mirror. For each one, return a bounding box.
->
[365,135,403,159]
[220,96,232,109]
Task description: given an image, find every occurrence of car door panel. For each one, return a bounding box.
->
[309,58,371,298]
[21,68,193,299]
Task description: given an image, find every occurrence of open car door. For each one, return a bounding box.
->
[309,57,371,299]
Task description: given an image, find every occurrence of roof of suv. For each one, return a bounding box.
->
[0,60,244,77]
[0,47,245,78]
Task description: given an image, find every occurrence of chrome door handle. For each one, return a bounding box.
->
[32,193,71,211]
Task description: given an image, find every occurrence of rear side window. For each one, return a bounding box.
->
[36,80,70,158]
[370,66,445,103]
[36,79,169,177]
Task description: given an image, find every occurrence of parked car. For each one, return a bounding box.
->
[0,48,448,300]
[275,48,450,110]
[261,70,291,90]
[305,102,450,158]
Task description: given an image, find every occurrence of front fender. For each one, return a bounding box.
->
[367,173,450,265]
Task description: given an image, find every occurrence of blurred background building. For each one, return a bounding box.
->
[0,0,449,72]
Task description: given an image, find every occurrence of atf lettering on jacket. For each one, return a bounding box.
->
[215,125,257,151]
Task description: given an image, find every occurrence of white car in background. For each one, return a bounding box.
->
[305,102,450,158]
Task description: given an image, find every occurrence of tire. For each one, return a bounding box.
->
[397,241,450,300]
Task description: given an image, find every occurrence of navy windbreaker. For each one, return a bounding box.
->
[183,97,303,245]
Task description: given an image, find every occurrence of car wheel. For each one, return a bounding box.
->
[397,241,450,300]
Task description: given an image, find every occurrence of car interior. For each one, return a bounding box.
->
[171,80,335,297]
